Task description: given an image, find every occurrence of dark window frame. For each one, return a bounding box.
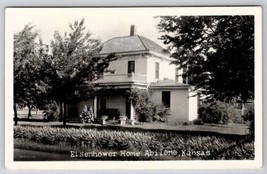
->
[128,61,135,74]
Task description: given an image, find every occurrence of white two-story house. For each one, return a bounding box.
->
[76,26,199,122]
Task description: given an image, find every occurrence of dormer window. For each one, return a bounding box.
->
[128,61,135,74]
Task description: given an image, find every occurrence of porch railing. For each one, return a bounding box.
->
[100,72,147,83]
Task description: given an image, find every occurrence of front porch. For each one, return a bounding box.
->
[77,88,136,122]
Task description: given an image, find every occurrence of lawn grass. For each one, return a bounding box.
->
[14,125,254,161]
[14,148,73,161]
[16,120,249,136]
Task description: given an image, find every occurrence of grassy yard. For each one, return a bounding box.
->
[14,148,75,161]
[13,125,254,161]
[16,120,249,136]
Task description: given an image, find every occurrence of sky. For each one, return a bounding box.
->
[9,8,168,48]
[7,7,258,50]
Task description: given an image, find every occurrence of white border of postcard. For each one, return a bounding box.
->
[5,6,262,169]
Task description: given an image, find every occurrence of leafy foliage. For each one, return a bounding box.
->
[242,106,254,123]
[39,19,115,125]
[14,19,115,125]
[40,19,113,102]
[13,24,48,122]
[157,16,254,102]
[43,102,60,121]
[242,106,254,139]
[79,105,95,124]
[128,88,167,122]
[192,118,204,125]
[198,101,239,124]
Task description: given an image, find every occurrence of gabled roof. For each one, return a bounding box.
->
[99,35,169,55]
[150,79,189,88]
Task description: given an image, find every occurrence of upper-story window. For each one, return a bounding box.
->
[128,61,135,74]
[155,62,159,79]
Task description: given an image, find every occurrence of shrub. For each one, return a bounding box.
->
[242,106,254,139]
[242,106,254,123]
[193,118,204,125]
[153,115,166,122]
[198,101,238,124]
[79,105,94,124]
[43,102,60,121]
[128,88,167,122]
[183,121,194,126]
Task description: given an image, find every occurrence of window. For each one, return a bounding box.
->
[128,61,135,74]
[162,91,171,108]
[155,62,159,79]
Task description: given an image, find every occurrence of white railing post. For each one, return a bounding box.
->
[130,99,135,121]
[93,96,97,118]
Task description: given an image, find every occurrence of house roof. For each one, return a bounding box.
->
[99,35,169,55]
[150,79,189,88]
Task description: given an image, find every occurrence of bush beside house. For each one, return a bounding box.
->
[128,88,167,122]
[80,105,95,124]
[198,101,239,124]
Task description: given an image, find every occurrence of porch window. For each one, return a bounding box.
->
[128,61,135,74]
[155,62,159,79]
[162,91,171,108]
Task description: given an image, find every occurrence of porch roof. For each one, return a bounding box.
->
[149,79,190,88]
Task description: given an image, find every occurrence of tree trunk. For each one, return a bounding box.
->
[13,103,18,126]
[27,104,33,119]
[63,102,66,127]
[59,102,66,127]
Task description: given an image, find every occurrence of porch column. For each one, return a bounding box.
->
[94,96,97,118]
[130,100,135,120]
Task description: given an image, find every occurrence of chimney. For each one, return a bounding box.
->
[130,25,136,36]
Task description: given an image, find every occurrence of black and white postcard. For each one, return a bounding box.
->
[5,7,262,169]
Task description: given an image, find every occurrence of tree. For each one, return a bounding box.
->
[40,19,115,126]
[157,16,254,102]
[14,24,47,124]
